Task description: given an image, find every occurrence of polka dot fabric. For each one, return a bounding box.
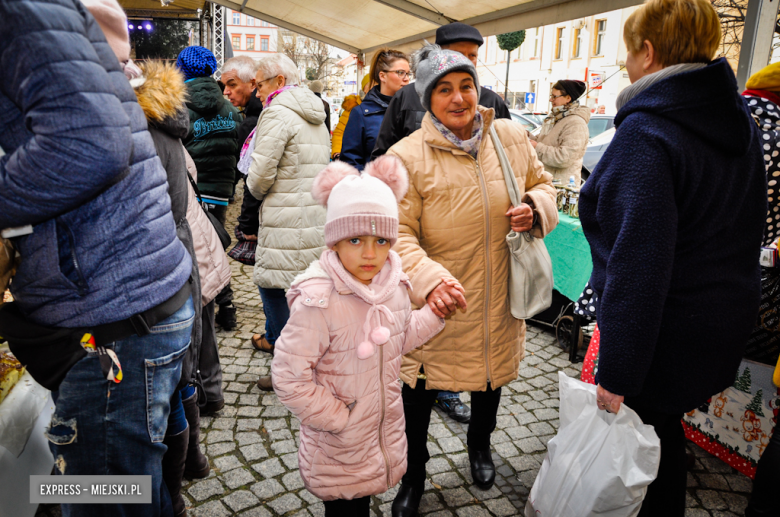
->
[574,282,599,320]
[743,93,780,246]
[176,46,217,81]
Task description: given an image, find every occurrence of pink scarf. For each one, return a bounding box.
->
[237,85,298,174]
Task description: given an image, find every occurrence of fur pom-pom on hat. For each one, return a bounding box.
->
[313,156,409,247]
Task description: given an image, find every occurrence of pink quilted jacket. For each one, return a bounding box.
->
[272,249,444,501]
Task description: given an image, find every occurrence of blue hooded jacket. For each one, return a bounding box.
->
[579,59,767,413]
[0,0,191,327]
[341,86,390,171]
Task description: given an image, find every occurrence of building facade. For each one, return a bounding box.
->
[226,10,277,58]
[477,7,638,115]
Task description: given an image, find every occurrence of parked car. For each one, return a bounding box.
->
[587,114,615,139]
[509,109,541,132]
[520,111,547,125]
[582,126,615,172]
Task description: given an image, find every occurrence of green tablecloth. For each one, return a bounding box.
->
[544,213,593,302]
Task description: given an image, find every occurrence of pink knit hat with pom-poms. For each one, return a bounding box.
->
[312,156,408,248]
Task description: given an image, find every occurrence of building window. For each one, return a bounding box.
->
[554,27,564,60]
[246,36,255,50]
[261,37,269,51]
[247,16,254,26]
[261,20,269,27]
[232,12,241,25]
[532,28,540,58]
[594,19,607,56]
[572,28,582,58]
[232,35,241,50]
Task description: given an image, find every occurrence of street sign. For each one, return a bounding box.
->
[344,80,356,85]
[590,71,605,89]
[525,92,536,104]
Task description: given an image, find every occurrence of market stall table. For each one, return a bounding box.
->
[543,213,593,362]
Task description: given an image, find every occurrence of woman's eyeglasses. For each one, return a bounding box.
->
[385,70,413,80]
[550,93,567,99]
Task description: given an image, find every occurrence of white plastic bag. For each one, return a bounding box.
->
[525,372,661,517]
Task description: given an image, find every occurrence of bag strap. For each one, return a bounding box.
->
[489,125,523,208]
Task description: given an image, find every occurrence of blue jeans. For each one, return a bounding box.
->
[258,287,290,345]
[48,297,194,517]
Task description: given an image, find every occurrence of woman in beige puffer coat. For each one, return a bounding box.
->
[530,80,591,185]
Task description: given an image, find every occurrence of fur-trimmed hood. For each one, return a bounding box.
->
[134,60,190,139]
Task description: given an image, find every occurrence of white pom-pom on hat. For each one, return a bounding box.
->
[363,156,409,202]
[311,160,359,207]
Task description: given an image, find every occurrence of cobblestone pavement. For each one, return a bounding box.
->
[35,188,756,517]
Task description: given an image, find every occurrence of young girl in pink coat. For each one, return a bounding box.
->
[271,155,448,515]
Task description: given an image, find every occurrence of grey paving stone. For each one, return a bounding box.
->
[282,471,304,491]
[516,436,546,453]
[428,423,452,439]
[222,468,256,489]
[207,430,233,444]
[223,490,260,512]
[236,431,263,446]
[252,458,285,479]
[237,418,263,431]
[533,408,558,421]
[237,506,272,517]
[212,418,237,430]
[493,441,520,458]
[505,426,532,440]
[271,439,297,454]
[528,422,554,435]
[514,412,538,425]
[725,474,752,493]
[698,474,730,491]
[188,478,225,502]
[264,418,288,430]
[438,436,466,453]
[189,500,231,517]
[697,490,728,511]
[721,492,748,514]
[455,506,491,517]
[507,455,540,472]
[239,394,260,406]
[214,455,243,472]
[685,510,711,517]
[442,487,476,506]
[266,493,303,514]
[269,429,293,441]
[484,497,518,516]
[250,478,285,500]
[262,406,290,417]
[281,452,299,469]
[426,457,452,475]
[240,443,269,462]
[298,489,320,505]
[468,484,502,500]
[431,472,464,488]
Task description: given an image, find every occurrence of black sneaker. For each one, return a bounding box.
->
[215,305,237,331]
[435,397,471,423]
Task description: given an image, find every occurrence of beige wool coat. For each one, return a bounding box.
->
[247,87,330,289]
[530,105,591,184]
[387,107,559,392]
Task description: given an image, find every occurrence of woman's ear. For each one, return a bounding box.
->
[643,40,657,73]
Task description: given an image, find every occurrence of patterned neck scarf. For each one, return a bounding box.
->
[540,101,580,137]
[430,110,483,158]
[237,85,299,174]
[264,84,297,108]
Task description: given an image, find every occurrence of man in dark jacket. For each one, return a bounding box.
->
[179,46,241,332]
[0,0,193,514]
[222,56,264,241]
[371,22,510,160]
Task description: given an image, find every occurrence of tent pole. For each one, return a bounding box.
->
[737,0,779,91]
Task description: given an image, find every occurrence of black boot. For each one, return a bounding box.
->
[182,392,210,479]
[469,448,496,490]
[215,305,237,331]
[391,481,424,517]
[162,427,189,517]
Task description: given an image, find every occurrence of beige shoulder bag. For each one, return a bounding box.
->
[489,125,554,319]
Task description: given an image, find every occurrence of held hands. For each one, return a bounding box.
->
[530,140,538,149]
[505,204,534,233]
[244,234,258,242]
[596,384,624,414]
[427,278,468,318]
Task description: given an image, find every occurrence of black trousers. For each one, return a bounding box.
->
[323,496,370,517]
[199,301,223,404]
[745,420,780,516]
[401,379,501,486]
[625,398,686,517]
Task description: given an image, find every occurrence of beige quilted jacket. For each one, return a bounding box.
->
[530,106,591,185]
[247,87,330,289]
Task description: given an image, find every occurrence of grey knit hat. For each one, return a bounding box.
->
[412,44,480,112]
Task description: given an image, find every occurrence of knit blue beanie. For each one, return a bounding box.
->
[176,46,218,80]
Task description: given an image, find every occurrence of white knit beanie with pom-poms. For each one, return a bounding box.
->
[312,156,409,248]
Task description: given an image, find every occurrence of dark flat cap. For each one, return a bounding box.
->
[435,23,484,47]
